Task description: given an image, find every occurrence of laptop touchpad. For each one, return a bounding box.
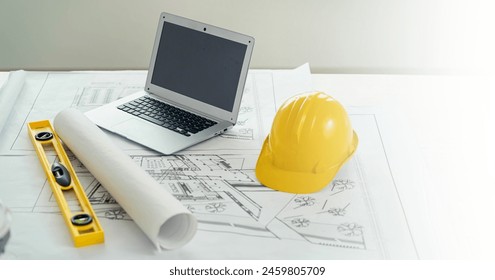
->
[112,119,163,143]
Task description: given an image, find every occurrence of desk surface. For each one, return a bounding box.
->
[1,71,494,259]
[313,73,495,259]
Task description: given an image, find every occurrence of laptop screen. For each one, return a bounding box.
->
[151,21,248,112]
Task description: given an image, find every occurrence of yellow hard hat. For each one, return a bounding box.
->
[256,91,358,194]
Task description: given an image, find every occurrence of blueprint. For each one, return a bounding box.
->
[0,66,418,259]
[0,66,303,155]
[11,153,374,250]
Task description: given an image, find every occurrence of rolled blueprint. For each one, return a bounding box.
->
[54,108,197,250]
[0,71,25,135]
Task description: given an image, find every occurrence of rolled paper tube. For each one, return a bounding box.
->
[54,108,197,250]
[0,71,25,135]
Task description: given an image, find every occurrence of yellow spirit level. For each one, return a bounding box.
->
[28,120,104,247]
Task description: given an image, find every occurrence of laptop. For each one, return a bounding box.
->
[86,12,255,154]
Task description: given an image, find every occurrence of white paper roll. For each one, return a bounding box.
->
[54,108,197,250]
[0,70,25,135]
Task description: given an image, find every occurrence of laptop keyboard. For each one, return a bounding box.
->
[117,96,217,137]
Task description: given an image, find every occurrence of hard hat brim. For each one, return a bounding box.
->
[255,132,358,194]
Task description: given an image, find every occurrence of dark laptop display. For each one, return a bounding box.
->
[151,22,248,112]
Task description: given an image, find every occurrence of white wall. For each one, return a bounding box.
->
[0,0,493,74]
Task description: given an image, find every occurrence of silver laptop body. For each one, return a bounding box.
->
[86,12,255,154]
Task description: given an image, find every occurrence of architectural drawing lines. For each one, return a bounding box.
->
[0,69,422,258]
[19,150,380,253]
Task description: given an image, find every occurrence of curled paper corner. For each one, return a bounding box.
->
[54,108,198,251]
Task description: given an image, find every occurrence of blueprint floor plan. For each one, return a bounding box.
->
[0,66,418,259]
[28,153,378,251]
